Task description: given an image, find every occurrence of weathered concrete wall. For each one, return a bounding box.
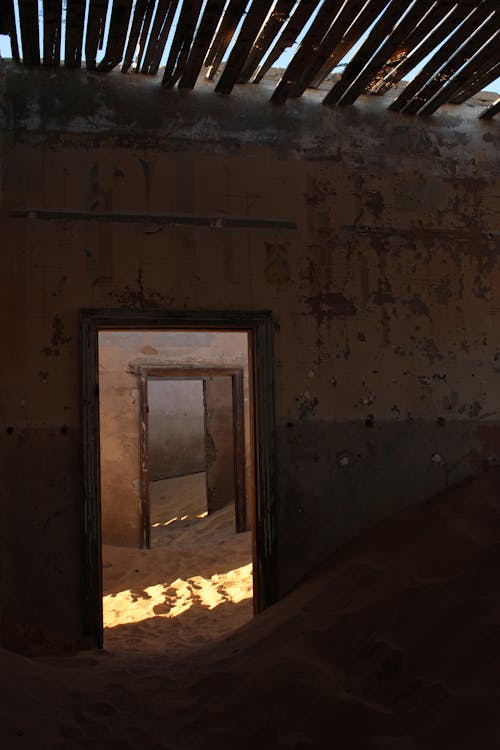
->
[1,64,500,651]
[99,330,250,547]
[148,379,205,481]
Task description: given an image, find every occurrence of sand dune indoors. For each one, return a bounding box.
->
[2,471,500,749]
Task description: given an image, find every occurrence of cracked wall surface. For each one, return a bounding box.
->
[1,65,499,651]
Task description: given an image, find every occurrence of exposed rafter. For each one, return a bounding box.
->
[4,0,499,118]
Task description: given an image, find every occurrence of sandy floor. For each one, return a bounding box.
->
[103,472,253,654]
[3,470,500,749]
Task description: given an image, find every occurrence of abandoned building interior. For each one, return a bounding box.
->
[1,0,500,747]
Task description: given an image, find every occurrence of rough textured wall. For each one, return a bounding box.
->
[148,379,205,481]
[1,64,499,651]
[99,330,250,547]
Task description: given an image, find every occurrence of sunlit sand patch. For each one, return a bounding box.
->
[103,563,253,627]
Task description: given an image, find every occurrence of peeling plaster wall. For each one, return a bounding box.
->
[98,330,250,548]
[1,65,500,651]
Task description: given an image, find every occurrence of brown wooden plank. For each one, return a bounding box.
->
[139,372,151,549]
[480,96,500,119]
[216,0,276,94]
[122,0,152,72]
[65,0,86,67]
[97,0,134,72]
[253,0,320,84]
[418,26,500,115]
[178,0,228,88]
[373,2,476,96]
[140,0,179,75]
[324,0,432,107]
[18,0,40,65]
[85,0,109,70]
[369,0,457,94]
[238,0,297,84]
[451,56,500,104]
[162,0,205,87]
[389,4,494,113]
[134,0,157,71]
[309,0,388,89]
[271,0,345,104]
[0,1,20,62]
[205,0,248,80]
[42,0,62,66]
[290,0,378,98]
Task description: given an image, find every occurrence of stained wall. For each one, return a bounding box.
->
[1,64,500,651]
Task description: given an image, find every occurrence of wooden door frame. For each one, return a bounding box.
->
[137,366,247,549]
[80,309,277,648]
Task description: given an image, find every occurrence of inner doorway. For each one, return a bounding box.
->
[141,367,248,551]
[81,310,277,651]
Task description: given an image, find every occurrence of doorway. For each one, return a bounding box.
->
[139,366,248,550]
[81,310,277,649]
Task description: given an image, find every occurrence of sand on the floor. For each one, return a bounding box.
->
[103,472,253,654]
[3,470,500,749]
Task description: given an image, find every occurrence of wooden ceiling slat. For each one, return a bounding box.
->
[122,0,152,72]
[369,0,457,95]
[253,0,319,84]
[215,0,275,95]
[417,23,500,115]
[140,0,179,75]
[451,59,500,104]
[309,0,388,90]
[178,0,228,89]
[480,96,500,119]
[291,0,383,98]
[18,0,40,65]
[97,0,134,72]
[238,0,297,84]
[65,0,86,68]
[324,0,433,107]
[134,0,157,71]
[389,4,494,113]
[205,0,248,80]
[0,1,20,62]
[271,0,346,104]
[85,0,109,70]
[42,0,62,66]
[162,0,205,87]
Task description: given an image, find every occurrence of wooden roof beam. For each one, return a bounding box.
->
[369,0,455,95]
[293,0,388,98]
[324,0,435,107]
[238,0,297,84]
[97,0,134,72]
[417,24,500,115]
[451,54,500,103]
[65,0,86,67]
[205,0,248,80]
[253,0,320,84]
[271,0,346,104]
[122,0,152,72]
[140,0,178,75]
[216,0,275,95]
[309,0,388,90]
[178,0,228,89]
[480,96,500,119]
[42,0,62,66]
[388,4,494,113]
[18,0,40,65]
[162,0,205,87]
[0,1,20,62]
[85,0,109,70]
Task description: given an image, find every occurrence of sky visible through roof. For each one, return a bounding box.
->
[1,0,499,97]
